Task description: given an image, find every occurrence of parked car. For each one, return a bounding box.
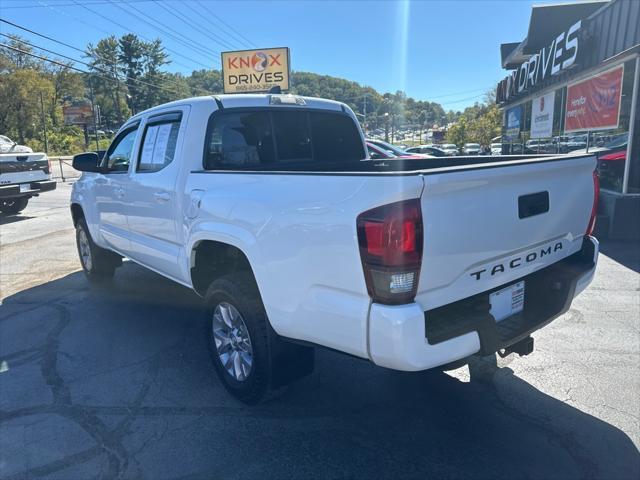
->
[71,94,599,404]
[366,142,429,160]
[367,139,429,158]
[0,139,56,215]
[0,135,33,154]
[491,143,502,155]
[526,139,557,154]
[440,144,459,156]
[462,143,482,155]
[504,143,536,155]
[405,145,448,157]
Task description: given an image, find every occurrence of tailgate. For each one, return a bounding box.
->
[0,153,49,183]
[0,153,49,174]
[415,155,596,311]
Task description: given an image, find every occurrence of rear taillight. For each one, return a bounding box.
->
[586,170,599,236]
[357,199,423,304]
[46,157,51,174]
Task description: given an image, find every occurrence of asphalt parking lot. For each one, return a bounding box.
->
[1,182,639,479]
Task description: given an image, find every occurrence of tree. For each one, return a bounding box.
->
[446,115,467,147]
[187,69,223,96]
[118,34,145,114]
[87,36,125,123]
[0,69,54,143]
[49,65,85,126]
[140,38,170,107]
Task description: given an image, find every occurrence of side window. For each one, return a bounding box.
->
[138,118,181,173]
[204,112,274,169]
[103,127,138,173]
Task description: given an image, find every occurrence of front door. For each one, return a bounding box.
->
[94,124,140,254]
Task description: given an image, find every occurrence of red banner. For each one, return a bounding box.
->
[565,65,624,133]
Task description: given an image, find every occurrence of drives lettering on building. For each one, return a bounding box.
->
[222,47,290,94]
[496,20,581,104]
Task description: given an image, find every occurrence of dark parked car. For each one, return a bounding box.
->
[405,145,448,157]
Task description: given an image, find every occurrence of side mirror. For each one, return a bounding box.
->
[72,152,101,173]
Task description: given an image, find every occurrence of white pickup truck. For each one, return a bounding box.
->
[70,94,599,403]
[0,136,56,215]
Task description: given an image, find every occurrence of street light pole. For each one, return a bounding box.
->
[39,91,49,154]
[384,112,389,142]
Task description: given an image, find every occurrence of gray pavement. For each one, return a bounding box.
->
[1,182,639,479]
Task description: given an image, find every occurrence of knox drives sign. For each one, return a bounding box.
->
[222,47,290,94]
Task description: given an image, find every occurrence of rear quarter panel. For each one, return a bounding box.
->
[185,172,424,358]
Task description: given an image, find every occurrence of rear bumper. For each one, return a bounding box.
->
[368,236,599,371]
[0,180,56,199]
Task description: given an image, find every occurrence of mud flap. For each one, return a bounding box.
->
[267,324,315,389]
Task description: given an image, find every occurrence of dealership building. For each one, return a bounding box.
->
[497,0,639,239]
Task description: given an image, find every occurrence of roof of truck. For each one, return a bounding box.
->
[130,94,346,122]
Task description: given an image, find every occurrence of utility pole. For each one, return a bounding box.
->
[88,75,100,151]
[39,91,49,154]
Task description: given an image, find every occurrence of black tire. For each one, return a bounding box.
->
[0,197,29,215]
[205,273,270,404]
[75,217,120,282]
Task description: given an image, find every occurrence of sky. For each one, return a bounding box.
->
[0,0,544,110]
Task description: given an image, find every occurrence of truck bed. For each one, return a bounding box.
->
[192,154,588,175]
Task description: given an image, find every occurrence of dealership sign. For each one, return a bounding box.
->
[504,105,522,141]
[221,47,290,94]
[530,91,555,139]
[497,20,581,104]
[565,65,624,133]
[63,102,94,125]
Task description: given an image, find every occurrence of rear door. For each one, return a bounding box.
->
[124,107,189,282]
[414,155,597,311]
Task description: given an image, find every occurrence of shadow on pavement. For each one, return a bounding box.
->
[0,214,33,226]
[599,238,640,273]
[1,263,639,479]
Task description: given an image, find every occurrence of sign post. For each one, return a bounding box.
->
[221,47,290,94]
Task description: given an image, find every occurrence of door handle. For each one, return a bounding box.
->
[154,191,171,202]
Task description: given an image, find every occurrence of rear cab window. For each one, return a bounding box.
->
[203,109,365,170]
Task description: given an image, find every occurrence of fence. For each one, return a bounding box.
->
[49,156,81,182]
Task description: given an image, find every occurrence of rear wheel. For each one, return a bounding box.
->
[205,273,270,404]
[75,218,120,282]
[0,197,29,215]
